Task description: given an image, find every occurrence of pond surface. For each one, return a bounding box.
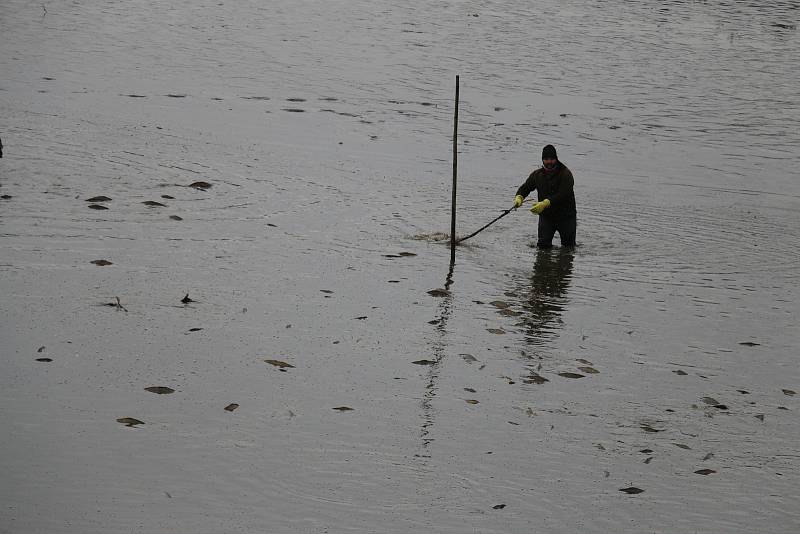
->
[1,0,798,532]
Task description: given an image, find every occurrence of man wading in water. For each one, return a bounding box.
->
[513,144,577,248]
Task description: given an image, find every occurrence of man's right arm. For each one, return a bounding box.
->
[515,172,537,199]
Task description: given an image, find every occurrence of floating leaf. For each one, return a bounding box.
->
[224,403,239,412]
[487,328,506,335]
[712,404,728,410]
[145,386,175,394]
[265,359,294,369]
[460,354,478,363]
[397,252,417,257]
[188,327,203,332]
[576,358,593,365]
[170,215,183,221]
[673,443,692,450]
[489,301,509,309]
[523,372,548,385]
[782,389,796,396]
[465,399,479,405]
[739,341,760,347]
[86,196,112,202]
[320,290,334,294]
[639,449,654,454]
[412,359,436,366]
[88,204,108,210]
[673,370,688,376]
[701,397,720,405]
[694,469,716,475]
[427,289,450,297]
[558,372,585,379]
[91,259,113,266]
[619,487,644,494]
[354,316,368,320]
[498,309,522,317]
[332,406,353,411]
[754,414,765,421]
[578,366,599,374]
[142,200,166,207]
[464,388,477,393]
[117,417,144,427]
[492,504,506,510]
[641,425,664,433]
[188,181,212,190]
[737,390,750,395]
[35,357,53,362]
[162,195,175,199]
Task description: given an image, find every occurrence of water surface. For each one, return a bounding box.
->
[1,1,798,532]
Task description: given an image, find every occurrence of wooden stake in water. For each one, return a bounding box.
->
[450,75,459,257]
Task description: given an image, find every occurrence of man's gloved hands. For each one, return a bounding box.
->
[513,195,524,209]
[530,199,551,214]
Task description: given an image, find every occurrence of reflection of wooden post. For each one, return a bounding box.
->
[450,75,459,258]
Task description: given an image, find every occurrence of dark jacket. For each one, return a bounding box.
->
[515,162,576,220]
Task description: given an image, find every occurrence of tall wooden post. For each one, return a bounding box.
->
[450,75,459,259]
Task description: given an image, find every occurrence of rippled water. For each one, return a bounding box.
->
[1,0,799,532]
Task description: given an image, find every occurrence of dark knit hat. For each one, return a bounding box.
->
[542,144,558,160]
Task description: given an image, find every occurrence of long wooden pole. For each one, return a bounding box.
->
[450,75,459,256]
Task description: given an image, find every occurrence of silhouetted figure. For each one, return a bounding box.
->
[513,144,577,248]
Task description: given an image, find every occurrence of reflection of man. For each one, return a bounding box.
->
[522,248,574,342]
[513,144,577,248]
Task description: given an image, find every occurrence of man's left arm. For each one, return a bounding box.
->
[549,168,574,206]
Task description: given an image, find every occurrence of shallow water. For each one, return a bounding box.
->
[1,0,799,532]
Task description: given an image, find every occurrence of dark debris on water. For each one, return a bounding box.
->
[145,386,175,394]
[558,372,585,379]
[265,359,294,370]
[694,469,716,475]
[117,417,144,427]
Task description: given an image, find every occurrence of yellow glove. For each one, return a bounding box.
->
[530,198,551,214]
[513,195,524,208]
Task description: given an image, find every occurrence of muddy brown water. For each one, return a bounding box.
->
[1,0,799,532]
